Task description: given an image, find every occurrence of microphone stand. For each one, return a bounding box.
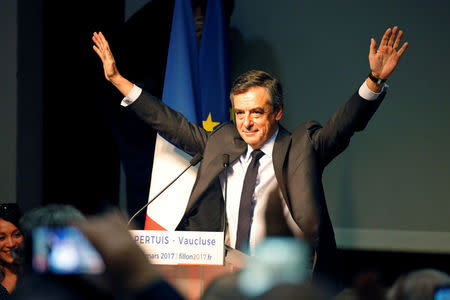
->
[222,154,230,250]
[128,153,203,226]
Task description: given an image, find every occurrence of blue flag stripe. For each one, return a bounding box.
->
[199,0,231,125]
[162,0,199,124]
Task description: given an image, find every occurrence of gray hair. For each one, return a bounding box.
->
[230,70,283,112]
[19,204,85,237]
[386,269,450,300]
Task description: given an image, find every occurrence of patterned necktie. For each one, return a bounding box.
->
[236,149,265,251]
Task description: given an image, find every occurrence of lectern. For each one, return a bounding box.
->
[130,230,247,300]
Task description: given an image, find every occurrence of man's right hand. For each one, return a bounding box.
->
[92,32,134,97]
[92,32,119,82]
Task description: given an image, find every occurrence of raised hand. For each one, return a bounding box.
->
[92,32,133,96]
[92,32,119,82]
[369,26,408,80]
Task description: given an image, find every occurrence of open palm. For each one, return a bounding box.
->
[369,26,408,80]
[92,32,119,82]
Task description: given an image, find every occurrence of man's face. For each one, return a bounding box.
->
[233,86,282,149]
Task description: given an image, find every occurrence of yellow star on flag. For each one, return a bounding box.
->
[202,112,220,132]
[229,107,235,124]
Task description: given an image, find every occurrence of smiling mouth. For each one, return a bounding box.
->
[2,251,13,257]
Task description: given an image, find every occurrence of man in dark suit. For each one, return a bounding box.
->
[92,26,408,290]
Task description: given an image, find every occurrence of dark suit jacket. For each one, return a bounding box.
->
[128,89,385,290]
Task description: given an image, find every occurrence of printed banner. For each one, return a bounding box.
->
[130,230,225,265]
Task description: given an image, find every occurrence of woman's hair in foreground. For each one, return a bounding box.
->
[0,203,22,231]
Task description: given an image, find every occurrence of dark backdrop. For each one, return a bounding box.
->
[39,0,124,214]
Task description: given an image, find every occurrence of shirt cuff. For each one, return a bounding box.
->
[358,80,388,101]
[121,84,143,107]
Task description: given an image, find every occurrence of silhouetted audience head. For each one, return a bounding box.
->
[17,204,85,268]
[19,204,85,237]
[353,271,385,300]
[386,269,450,300]
[18,204,85,269]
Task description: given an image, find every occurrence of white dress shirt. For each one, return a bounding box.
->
[219,129,279,253]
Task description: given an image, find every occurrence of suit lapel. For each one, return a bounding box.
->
[186,125,291,215]
[186,127,247,213]
[273,126,291,203]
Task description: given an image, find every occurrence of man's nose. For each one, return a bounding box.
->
[243,114,253,128]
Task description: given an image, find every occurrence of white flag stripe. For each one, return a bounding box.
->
[147,134,198,230]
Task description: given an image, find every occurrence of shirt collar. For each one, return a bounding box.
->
[244,128,279,162]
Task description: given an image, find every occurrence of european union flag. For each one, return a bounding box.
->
[199,0,231,131]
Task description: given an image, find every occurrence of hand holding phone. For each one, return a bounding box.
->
[435,285,450,300]
[32,226,105,274]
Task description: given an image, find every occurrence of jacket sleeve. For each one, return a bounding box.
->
[308,90,385,168]
[127,90,209,156]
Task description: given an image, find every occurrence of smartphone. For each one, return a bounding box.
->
[238,237,310,297]
[32,226,105,275]
[435,285,450,300]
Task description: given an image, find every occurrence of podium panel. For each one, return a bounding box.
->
[130,230,225,265]
[130,230,247,300]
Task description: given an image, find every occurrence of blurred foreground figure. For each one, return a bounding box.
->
[386,269,450,300]
[11,205,183,299]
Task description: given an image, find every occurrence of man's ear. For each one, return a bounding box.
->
[275,106,283,121]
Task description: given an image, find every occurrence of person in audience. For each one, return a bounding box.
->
[351,271,385,300]
[12,204,109,300]
[0,203,24,298]
[11,204,183,299]
[386,268,450,300]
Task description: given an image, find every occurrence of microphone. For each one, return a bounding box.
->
[222,154,230,168]
[190,153,203,166]
[222,154,230,232]
[128,153,203,226]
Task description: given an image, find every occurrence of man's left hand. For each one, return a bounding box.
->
[369,26,408,80]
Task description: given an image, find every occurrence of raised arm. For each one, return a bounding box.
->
[309,26,408,166]
[92,32,208,155]
[366,26,409,92]
[92,32,134,97]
